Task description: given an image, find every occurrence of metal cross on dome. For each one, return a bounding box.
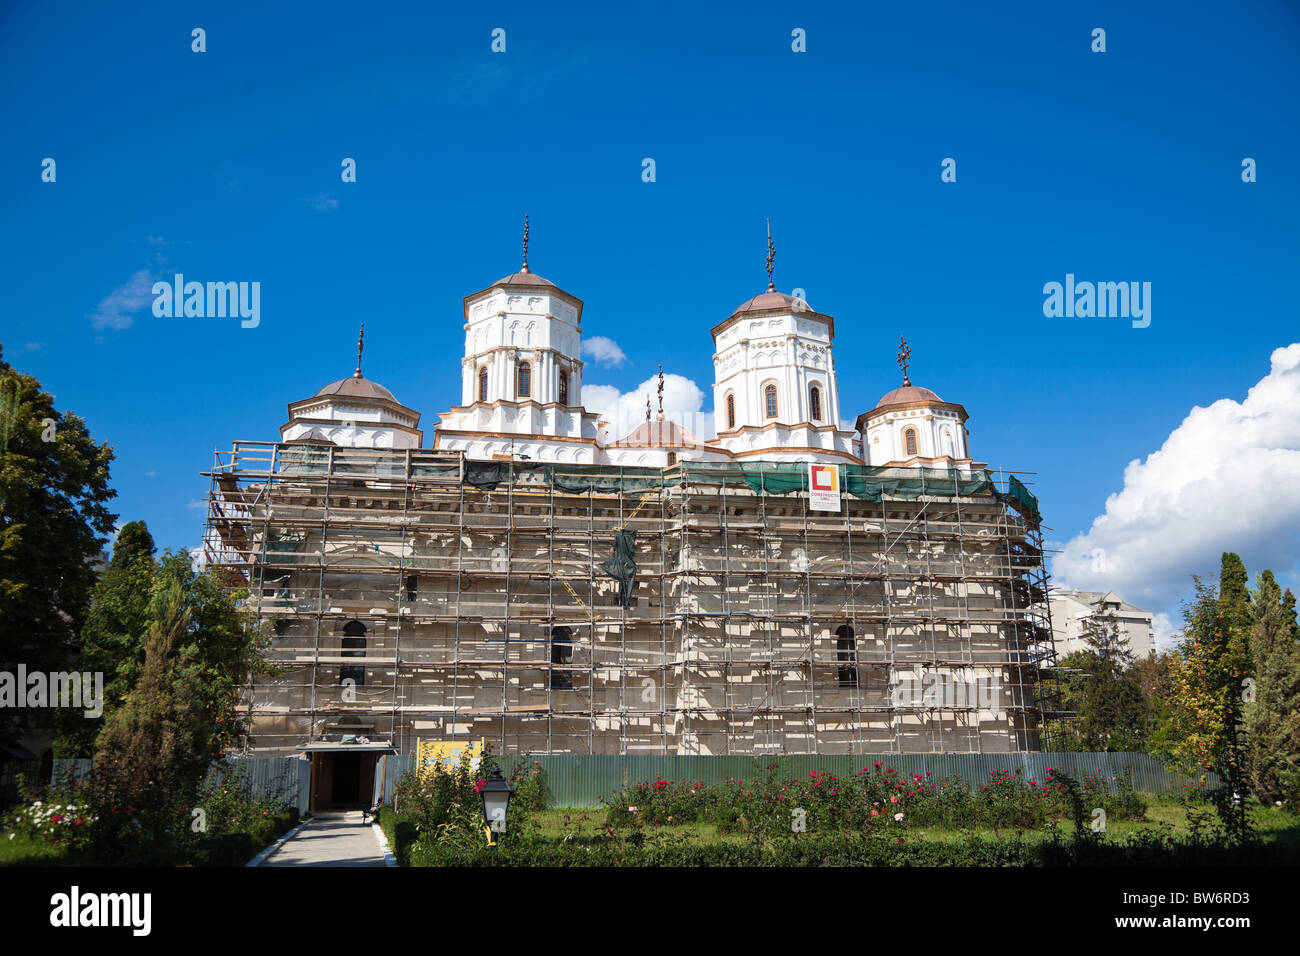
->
[657,364,664,416]
[521,214,530,273]
[354,324,365,378]
[897,336,912,386]
[765,219,776,292]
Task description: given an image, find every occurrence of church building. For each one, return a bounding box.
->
[205,220,1055,808]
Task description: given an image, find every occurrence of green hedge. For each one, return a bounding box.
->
[409,832,1297,867]
[377,806,419,866]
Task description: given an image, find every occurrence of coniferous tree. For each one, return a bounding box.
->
[1245,570,1300,808]
[1168,553,1254,841]
[54,521,156,757]
[91,554,266,828]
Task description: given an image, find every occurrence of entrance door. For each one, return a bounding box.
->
[332,753,361,806]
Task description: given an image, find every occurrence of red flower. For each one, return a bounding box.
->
[474,779,485,792]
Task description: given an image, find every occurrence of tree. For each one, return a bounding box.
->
[1244,570,1300,808]
[91,553,266,828]
[1049,607,1146,751]
[1130,650,1178,751]
[1168,553,1254,841]
[53,521,156,757]
[0,347,116,739]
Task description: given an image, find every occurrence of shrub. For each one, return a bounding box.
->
[409,831,1295,867]
[600,763,1148,838]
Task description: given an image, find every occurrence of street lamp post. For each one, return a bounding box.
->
[479,768,515,847]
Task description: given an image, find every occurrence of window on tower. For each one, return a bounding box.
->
[550,626,573,690]
[478,367,488,403]
[836,624,858,687]
[517,362,531,399]
[764,384,778,419]
[558,370,569,405]
[726,393,736,430]
[810,385,822,422]
[904,427,918,456]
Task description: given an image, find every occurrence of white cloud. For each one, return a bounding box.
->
[1152,613,1182,652]
[304,194,339,212]
[1054,342,1300,633]
[89,268,156,331]
[583,336,627,368]
[583,373,714,443]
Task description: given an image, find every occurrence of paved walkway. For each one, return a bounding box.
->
[262,811,389,867]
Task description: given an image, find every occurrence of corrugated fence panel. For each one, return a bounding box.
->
[511,753,1204,808]
[51,756,305,808]
[50,752,1208,813]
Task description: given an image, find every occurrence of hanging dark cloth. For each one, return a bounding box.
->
[463,461,504,489]
[600,530,638,608]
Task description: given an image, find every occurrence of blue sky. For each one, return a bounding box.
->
[2,0,1298,643]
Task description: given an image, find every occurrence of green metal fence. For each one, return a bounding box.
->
[390,752,1205,808]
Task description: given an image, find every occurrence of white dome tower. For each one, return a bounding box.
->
[855,337,976,470]
[280,325,423,449]
[434,217,604,462]
[706,226,858,462]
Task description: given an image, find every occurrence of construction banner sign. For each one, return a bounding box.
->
[414,738,483,778]
[808,463,841,512]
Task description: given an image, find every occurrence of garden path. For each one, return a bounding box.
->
[260,811,388,867]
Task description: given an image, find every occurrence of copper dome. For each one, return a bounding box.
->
[490,270,556,289]
[728,290,813,317]
[874,385,943,407]
[314,375,399,403]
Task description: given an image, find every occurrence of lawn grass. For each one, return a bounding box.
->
[0,833,74,866]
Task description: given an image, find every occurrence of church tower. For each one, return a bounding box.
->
[855,337,977,470]
[706,225,858,462]
[434,217,604,462]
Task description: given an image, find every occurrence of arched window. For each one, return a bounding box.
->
[726,393,736,430]
[550,626,573,690]
[667,452,677,466]
[903,427,918,457]
[341,620,366,687]
[517,362,531,399]
[478,367,488,403]
[764,383,778,419]
[809,385,822,422]
[836,624,857,688]
[558,370,569,405]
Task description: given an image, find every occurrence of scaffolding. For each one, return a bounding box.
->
[203,441,1060,756]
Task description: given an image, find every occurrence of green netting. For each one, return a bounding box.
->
[460,459,1035,515]
[732,462,996,501]
[543,466,668,495]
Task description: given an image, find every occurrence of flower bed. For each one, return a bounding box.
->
[603,764,1148,836]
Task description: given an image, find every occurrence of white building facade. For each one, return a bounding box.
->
[1049,589,1155,660]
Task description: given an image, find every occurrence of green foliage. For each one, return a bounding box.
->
[385,754,546,860]
[600,762,1147,839]
[1245,571,1300,809]
[90,554,267,836]
[0,348,116,740]
[408,830,1295,867]
[54,520,156,757]
[1167,553,1256,843]
[1,766,296,866]
[1048,609,1150,752]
